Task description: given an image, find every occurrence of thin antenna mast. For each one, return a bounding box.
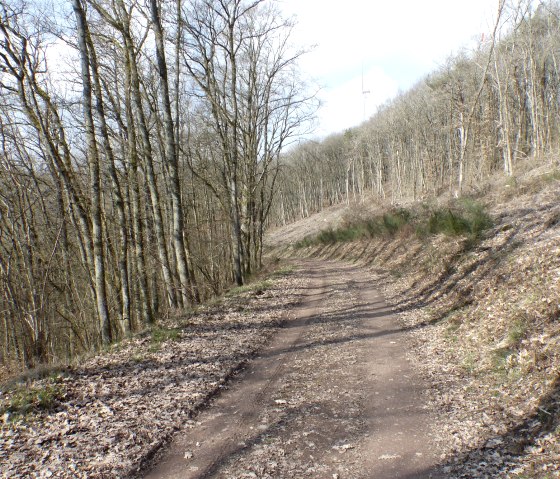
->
[361,64,370,121]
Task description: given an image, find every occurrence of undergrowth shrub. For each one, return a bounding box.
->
[459,198,494,238]
[428,209,471,236]
[382,209,412,235]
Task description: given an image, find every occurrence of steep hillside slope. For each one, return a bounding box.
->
[269,168,560,477]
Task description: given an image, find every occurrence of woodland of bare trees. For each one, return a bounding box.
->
[272,0,560,225]
[0,0,314,368]
[3,0,558,372]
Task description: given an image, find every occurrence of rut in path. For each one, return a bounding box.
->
[142,259,444,478]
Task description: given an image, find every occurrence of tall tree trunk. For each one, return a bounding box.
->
[149,0,192,306]
[116,1,177,309]
[84,14,131,337]
[72,0,111,345]
[124,67,153,326]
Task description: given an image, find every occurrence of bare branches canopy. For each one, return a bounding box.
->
[0,0,313,367]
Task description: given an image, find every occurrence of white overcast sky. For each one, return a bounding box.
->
[279,0,499,138]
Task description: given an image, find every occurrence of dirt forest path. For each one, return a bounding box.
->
[142,259,444,479]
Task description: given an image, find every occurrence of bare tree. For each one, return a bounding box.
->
[149,0,193,306]
[183,0,315,283]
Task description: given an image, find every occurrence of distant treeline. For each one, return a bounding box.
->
[273,0,560,224]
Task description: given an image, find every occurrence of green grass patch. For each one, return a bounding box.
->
[492,347,513,374]
[295,199,492,248]
[151,326,182,344]
[1,382,65,419]
[507,317,528,346]
[491,347,523,382]
[131,353,146,363]
[226,279,273,297]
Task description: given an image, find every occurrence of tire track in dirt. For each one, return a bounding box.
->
[142,259,444,478]
[142,261,327,478]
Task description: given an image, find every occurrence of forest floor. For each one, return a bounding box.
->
[0,269,306,478]
[1,258,447,479]
[142,259,444,479]
[2,166,560,478]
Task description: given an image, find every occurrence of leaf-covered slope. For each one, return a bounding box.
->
[275,170,560,477]
[0,272,304,479]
